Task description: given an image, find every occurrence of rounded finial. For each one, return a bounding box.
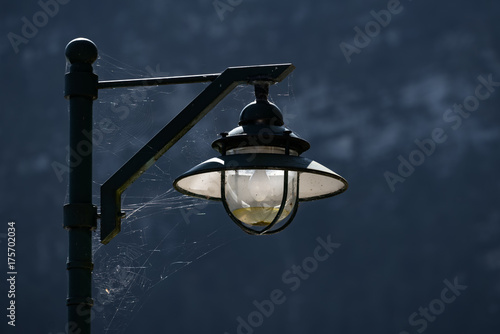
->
[239,100,284,126]
[65,38,98,64]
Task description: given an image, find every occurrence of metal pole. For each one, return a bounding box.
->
[63,38,98,334]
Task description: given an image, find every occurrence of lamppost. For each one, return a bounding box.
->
[63,37,348,333]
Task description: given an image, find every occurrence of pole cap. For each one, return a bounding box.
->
[65,38,98,64]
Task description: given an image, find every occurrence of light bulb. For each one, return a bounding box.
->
[225,170,297,227]
[248,170,271,202]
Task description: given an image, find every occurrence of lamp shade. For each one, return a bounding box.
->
[173,153,348,201]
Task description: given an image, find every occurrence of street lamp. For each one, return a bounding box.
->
[63,37,347,333]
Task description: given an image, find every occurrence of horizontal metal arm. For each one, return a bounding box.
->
[97,73,220,89]
[100,63,295,244]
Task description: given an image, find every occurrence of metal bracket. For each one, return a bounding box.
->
[64,72,98,100]
[63,203,98,230]
[100,63,295,244]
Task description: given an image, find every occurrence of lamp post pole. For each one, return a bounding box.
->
[63,39,98,334]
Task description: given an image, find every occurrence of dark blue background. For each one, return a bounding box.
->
[1,0,500,333]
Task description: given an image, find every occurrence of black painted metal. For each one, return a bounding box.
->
[100,64,295,244]
[211,98,311,155]
[97,73,220,89]
[63,38,99,334]
[237,83,284,126]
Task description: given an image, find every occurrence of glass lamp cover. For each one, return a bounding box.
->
[224,169,297,226]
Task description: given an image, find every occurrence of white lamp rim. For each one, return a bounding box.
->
[173,153,348,202]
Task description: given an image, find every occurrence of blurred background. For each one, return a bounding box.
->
[1,0,500,333]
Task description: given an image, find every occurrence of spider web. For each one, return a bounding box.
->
[78,52,297,333]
